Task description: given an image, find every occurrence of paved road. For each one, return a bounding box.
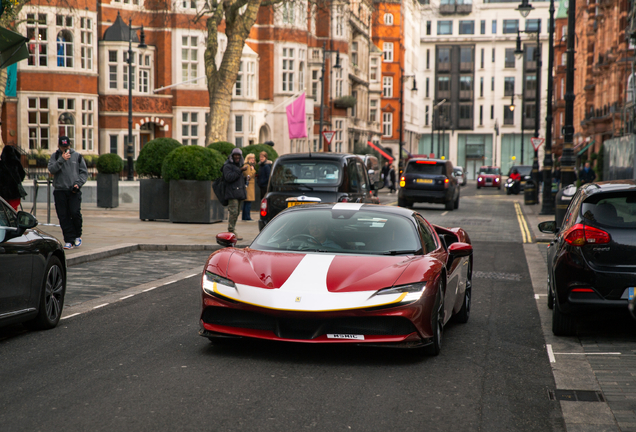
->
[0,187,566,431]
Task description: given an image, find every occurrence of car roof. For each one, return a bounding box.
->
[277,153,360,162]
[582,180,636,196]
[282,202,416,218]
[407,158,448,164]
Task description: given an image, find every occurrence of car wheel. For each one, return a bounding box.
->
[552,301,576,336]
[477,185,481,189]
[398,197,407,207]
[454,193,460,210]
[455,265,471,324]
[445,197,454,211]
[506,188,511,195]
[24,256,65,331]
[424,283,445,356]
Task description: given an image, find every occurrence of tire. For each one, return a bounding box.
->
[424,282,445,356]
[552,302,577,336]
[455,264,471,324]
[453,193,460,210]
[498,186,501,190]
[398,197,407,207]
[506,188,511,195]
[24,256,65,331]
[477,185,481,189]
[445,197,454,211]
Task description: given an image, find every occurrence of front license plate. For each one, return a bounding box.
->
[287,201,317,208]
[327,334,365,340]
[416,179,434,184]
[629,287,635,301]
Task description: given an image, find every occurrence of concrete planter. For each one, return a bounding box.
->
[169,180,212,224]
[97,173,119,208]
[140,178,170,221]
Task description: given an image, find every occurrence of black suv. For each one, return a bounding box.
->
[259,153,382,230]
[397,158,460,210]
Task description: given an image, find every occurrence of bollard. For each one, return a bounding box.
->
[524,180,537,205]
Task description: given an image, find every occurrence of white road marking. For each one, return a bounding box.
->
[61,313,81,320]
[120,294,135,300]
[143,286,158,292]
[547,344,556,363]
[162,281,174,286]
[441,211,448,216]
[553,352,622,356]
[186,273,198,278]
[93,303,109,309]
[535,294,548,299]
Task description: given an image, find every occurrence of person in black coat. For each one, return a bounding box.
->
[388,164,396,193]
[0,145,27,210]
[579,161,596,185]
[222,148,247,240]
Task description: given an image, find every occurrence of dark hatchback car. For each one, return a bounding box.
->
[539,180,636,335]
[397,158,460,210]
[0,198,67,330]
[259,153,382,230]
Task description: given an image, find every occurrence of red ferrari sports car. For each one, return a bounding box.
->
[199,203,473,355]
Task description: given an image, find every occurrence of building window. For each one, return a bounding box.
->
[249,115,255,133]
[27,14,48,67]
[80,17,92,70]
[503,19,519,34]
[334,120,343,152]
[311,69,320,97]
[235,61,244,96]
[28,97,50,150]
[183,0,196,8]
[491,77,494,91]
[426,21,431,36]
[561,52,567,66]
[504,77,515,96]
[459,21,474,35]
[108,51,118,89]
[56,30,73,68]
[334,4,344,36]
[235,136,243,147]
[425,106,429,126]
[480,77,484,97]
[182,36,198,83]
[334,66,343,97]
[81,99,94,151]
[182,112,199,146]
[123,59,135,91]
[526,19,541,32]
[479,105,483,126]
[560,78,564,99]
[504,105,514,125]
[382,112,392,137]
[438,76,450,92]
[426,49,430,69]
[492,20,497,34]
[383,76,393,97]
[426,77,430,98]
[282,2,295,24]
[370,99,378,122]
[561,25,568,41]
[481,20,486,35]
[139,54,151,93]
[282,47,295,92]
[370,57,378,81]
[351,91,357,117]
[505,48,515,68]
[492,48,495,63]
[110,135,118,154]
[235,115,243,133]
[58,112,75,145]
[526,75,537,96]
[491,105,494,120]
[459,105,473,123]
[480,48,484,68]
[383,42,393,62]
[384,13,393,25]
[298,49,305,91]
[351,41,358,66]
[437,20,452,35]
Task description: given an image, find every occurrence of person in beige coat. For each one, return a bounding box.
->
[242,153,256,221]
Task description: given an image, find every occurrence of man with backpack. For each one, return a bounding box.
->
[48,136,88,249]
[222,148,247,240]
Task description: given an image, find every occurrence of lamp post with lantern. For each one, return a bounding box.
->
[127,19,147,181]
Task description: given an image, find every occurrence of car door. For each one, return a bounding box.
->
[355,160,373,202]
[345,160,362,202]
[0,201,34,316]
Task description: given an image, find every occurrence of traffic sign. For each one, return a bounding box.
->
[531,137,545,151]
[322,131,335,145]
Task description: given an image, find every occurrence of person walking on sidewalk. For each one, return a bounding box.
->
[579,161,596,185]
[222,148,247,240]
[242,153,256,221]
[0,145,27,210]
[257,151,272,201]
[48,136,87,250]
[388,164,396,194]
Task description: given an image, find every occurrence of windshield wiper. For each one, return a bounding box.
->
[282,182,313,190]
[383,249,421,255]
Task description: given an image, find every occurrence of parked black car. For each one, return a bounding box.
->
[397,158,460,210]
[539,180,636,336]
[259,153,383,230]
[0,197,67,330]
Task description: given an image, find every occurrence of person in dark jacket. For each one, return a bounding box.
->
[388,164,396,193]
[48,136,88,249]
[222,148,247,240]
[579,161,596,185]
[0,145,27,210]
[257,151,272,200]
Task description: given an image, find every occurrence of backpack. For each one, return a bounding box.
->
[212,176,229,206]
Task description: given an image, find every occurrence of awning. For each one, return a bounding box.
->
[366,141,394,163]
[576,139,595,156]
[0,26,28,69]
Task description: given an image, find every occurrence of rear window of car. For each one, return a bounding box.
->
[270,160,342,186]
[516,166,532,176]
[581,192,636,228]
[479,167,501,175]
[405,162,445,175]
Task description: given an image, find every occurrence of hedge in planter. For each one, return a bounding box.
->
[96,153,124,208]
[207,141,236,159]
[136,138,182,220]
[162,146,225,223]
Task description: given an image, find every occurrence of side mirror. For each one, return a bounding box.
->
[448,242,472,258]
[374,180,385,190]
[17,211,38,230]
[216,232,238,248]
[538,220,557,234]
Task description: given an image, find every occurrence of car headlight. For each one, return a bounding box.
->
[203,271,236,295]
[374,282,426,302]
[478,177,483,182]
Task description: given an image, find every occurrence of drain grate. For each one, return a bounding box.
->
[548,389,605,402]
[473,271,523,281]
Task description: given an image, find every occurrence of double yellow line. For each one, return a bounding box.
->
[514,202,533,243]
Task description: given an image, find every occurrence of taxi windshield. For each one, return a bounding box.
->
[270,160,342,187]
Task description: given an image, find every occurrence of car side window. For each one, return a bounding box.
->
[562,190,584,230]
[347,161,360,193]
[415,215,437,253]
[356,162,369,193]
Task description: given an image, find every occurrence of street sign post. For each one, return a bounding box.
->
[322,131,335,150]
[531,137,545,152]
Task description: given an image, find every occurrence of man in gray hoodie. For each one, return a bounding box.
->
[48,136,88,249]
[222,148,247,240]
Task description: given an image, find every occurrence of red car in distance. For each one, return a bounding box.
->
[477,166,502,190]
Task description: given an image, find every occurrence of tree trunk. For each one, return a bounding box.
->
[205,0,262,145]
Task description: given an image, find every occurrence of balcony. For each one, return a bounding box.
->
[458,118,473,128]
[525,89,537,100]
[459,90,474,100]
[460,61,474,71]
[437,90,451,100]
[438,62,451,72]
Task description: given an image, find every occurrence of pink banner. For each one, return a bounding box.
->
[286,93,307,139]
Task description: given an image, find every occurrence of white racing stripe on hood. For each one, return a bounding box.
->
[332,203,364,211]
[212,254,407,312]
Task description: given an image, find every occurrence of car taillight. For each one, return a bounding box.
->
[564,223,611,246]
[400,176,405,187]
[260,198,268,217]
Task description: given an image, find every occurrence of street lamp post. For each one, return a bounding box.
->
[517,0,556,214]
[127,19,147,181]
[399,72,417,172]
[318,42,340,152]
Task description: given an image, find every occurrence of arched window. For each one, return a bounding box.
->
[384,13,393,25]
[57,30,73,67]
[58,113,75,144]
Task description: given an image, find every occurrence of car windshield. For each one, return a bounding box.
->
[479,167,501,175]
[581,192,636,228]
[405,162,444,175]
[251,208,422,255]
[270,160,342,187]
